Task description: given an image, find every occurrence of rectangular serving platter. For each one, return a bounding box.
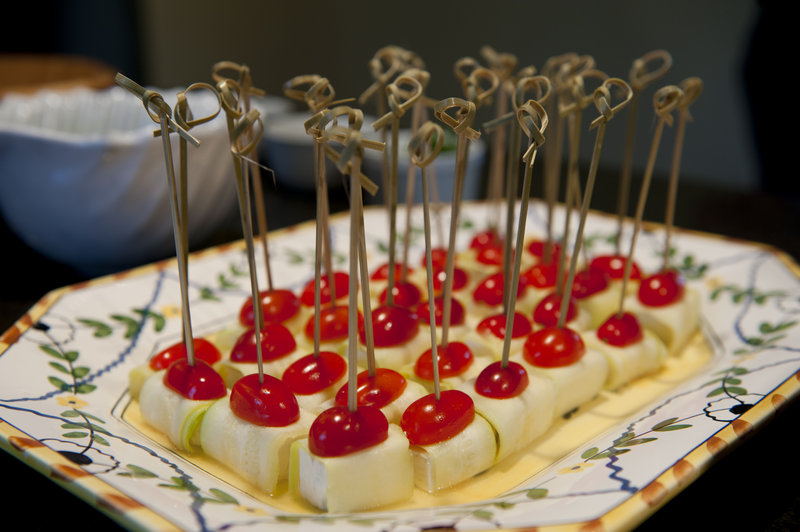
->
[2,200,799,532]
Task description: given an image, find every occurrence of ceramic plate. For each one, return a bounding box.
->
[2,201,799,531]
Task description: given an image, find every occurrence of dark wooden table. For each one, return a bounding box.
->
[2,171,799,531]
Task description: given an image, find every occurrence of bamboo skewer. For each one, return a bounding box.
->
[555,70,607,296]
[400,68,431,284]
[617,85,684,317]
[172,83,221,348]
[372,74,423,307]
[114,74,206,367]
[217,79,268,382]
[409,121,446,399]
[500,100,548,368]
[662,77,703,270]
[286,75,340,312]
[614,50,672,255]
[480,46,518,233]
[435,67,497,348]
[213,62,274,290]
[556,79,633,328]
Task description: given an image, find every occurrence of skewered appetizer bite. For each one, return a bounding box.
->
[467,311,533,359]
[584,311,668,390]
[290,405,414,512]
[282,351,348,413]
[138,359,227,452]
[357,304,430,370]
[407,339,495,392]
[300,271,351,309]
[624,269,700,354]
[215,323,303,387]
[531,290,592,332]
[401,389,496,492]
[516,326,608,418]
[200,373,313,492]
[571,266,622,329]
[456,360,556,462]
[238,288,307,335]
[298,304,362,356]
[330,367,428,424]
[129,338,222,400]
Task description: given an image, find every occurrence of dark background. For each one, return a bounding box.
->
[2,1,797,530]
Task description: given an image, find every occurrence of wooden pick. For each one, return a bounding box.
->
[217,78,268,382]
[481,47,518,232]
[500,100,548,367]
[614,50,672,254]
[541,55,595,264]
[555,70,608,296]
[372,74,423,307]
[400,68,431,284]
[410,121,446,399]
[115,75,202,366]
[617,85,684,317]
[324,126,374,410]
[434,97,481,347]
[171,82,221,352]
[663,77,703,270]
[557,79,633,328]
[293,81,347,357]
[216,63,275,292]
[322,120,385,380]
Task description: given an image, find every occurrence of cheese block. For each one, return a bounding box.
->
[457,371,556,462]
[290,424,413,513]
[357,331,432,372]
[199,398,314,493]
[138,370,222,452]
[585,329,668,391]
[625,288,701,355]
[515,348,609,419]
[410,413,496,493]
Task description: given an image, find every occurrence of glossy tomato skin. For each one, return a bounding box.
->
[527,240,562,261]
[149,338,222,371]
[400,390,475,446]
[523,326,586,368]
[238,289,301,328]
[308,405,389,457]
[304,305,362,344]
[596,312,644,347]
[229,373,300,427]
[473,272,525,307]
[379,281,423,308]
[334,368,408,409]
[589,255,641,281]
[414,341,474,380]
[163,359,226,400]
[522,262,560,289]
[300,271,350,307]
[533,291,578,327]
[360,305,420,348]
[230,324,296,363]
[475,360,529,399]
[470,229,502,250]
[282,352,347,396]
[638,269,685,307]
[432,266,468,293]
[571,268,609,300]
[477,312,532,340]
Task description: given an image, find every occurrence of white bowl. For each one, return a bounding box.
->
[0,86,290,275]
